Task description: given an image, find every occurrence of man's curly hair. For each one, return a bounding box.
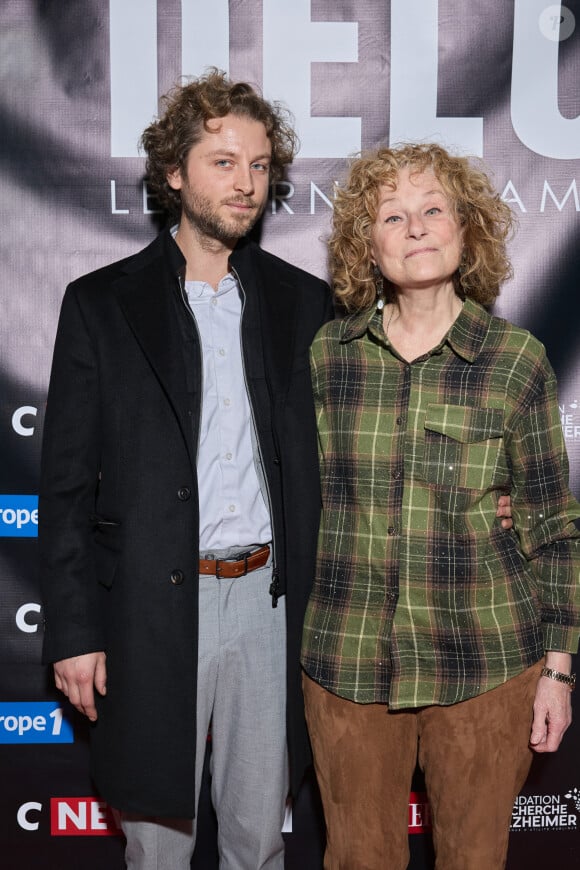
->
[329,143,514,313]
[140,68,297,218]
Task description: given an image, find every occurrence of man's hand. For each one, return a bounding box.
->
[496,494,513,530]
[53,652,107,722]
[529,653,573,753]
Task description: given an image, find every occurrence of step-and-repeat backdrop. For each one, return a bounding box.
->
[1,1,579,867]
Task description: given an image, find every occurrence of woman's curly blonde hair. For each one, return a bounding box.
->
[140,68,297,218]
[330,143,514,312]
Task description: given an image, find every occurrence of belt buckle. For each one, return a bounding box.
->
[215,551,250,578]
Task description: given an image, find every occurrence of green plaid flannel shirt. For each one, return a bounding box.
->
[302,298,580,708]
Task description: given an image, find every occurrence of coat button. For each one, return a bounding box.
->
[170,569,184,585]
[177,486,191,501]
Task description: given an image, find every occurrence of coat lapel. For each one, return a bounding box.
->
[233,242,298,399]
[113,254,197,470]
[260,273,298,398]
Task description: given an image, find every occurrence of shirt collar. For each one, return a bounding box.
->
[340,296,492,364]
[445,297,493,362]
[185,271,238,300]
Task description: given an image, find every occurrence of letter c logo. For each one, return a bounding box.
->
[17,802,42,831]
[16,603,42,634]
[12,406,38,437]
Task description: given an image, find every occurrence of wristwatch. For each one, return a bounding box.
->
[540,667,576,690]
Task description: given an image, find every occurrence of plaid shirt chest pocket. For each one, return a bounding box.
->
[423,404,507,491]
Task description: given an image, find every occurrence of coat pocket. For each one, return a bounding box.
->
[91,516,122,589]
[423,404,506,490]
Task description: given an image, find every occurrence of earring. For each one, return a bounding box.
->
[373,265,385,310]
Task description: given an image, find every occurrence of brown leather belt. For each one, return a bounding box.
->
[199,544,270,578]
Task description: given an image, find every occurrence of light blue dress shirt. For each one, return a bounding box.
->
[185,273,272,551]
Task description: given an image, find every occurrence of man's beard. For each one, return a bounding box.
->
[181,187,264,246]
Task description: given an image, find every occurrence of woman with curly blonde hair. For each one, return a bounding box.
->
[301,143,580,869]
[330,142,512,312]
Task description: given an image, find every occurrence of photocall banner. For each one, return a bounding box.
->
[1,1,579,866]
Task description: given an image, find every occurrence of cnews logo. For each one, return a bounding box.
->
[50,798,121,837]
[16,602,42,634]
[17,798,122,835]
[12,406,38,437]
[0,703,73,744]
[409,792,431,834]
[0,495,38,537]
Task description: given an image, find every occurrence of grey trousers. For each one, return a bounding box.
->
[121,559,288,870]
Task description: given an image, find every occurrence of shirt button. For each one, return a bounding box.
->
[211,297,218,306]
[392,469,402,480]
[387,526,397,535]
[170,569,184,585]
[228,504,236,513]
[396,416,403,425]
[225,452,232,461]
[218,348,226,356]
[224,398,231,407]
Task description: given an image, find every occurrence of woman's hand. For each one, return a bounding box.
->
[529,652,573,753]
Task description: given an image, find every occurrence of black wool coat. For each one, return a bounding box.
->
[39,229,333,817]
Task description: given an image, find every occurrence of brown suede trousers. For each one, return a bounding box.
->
[303,661,542,870]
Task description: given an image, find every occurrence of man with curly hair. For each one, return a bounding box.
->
[39,69,332,869]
